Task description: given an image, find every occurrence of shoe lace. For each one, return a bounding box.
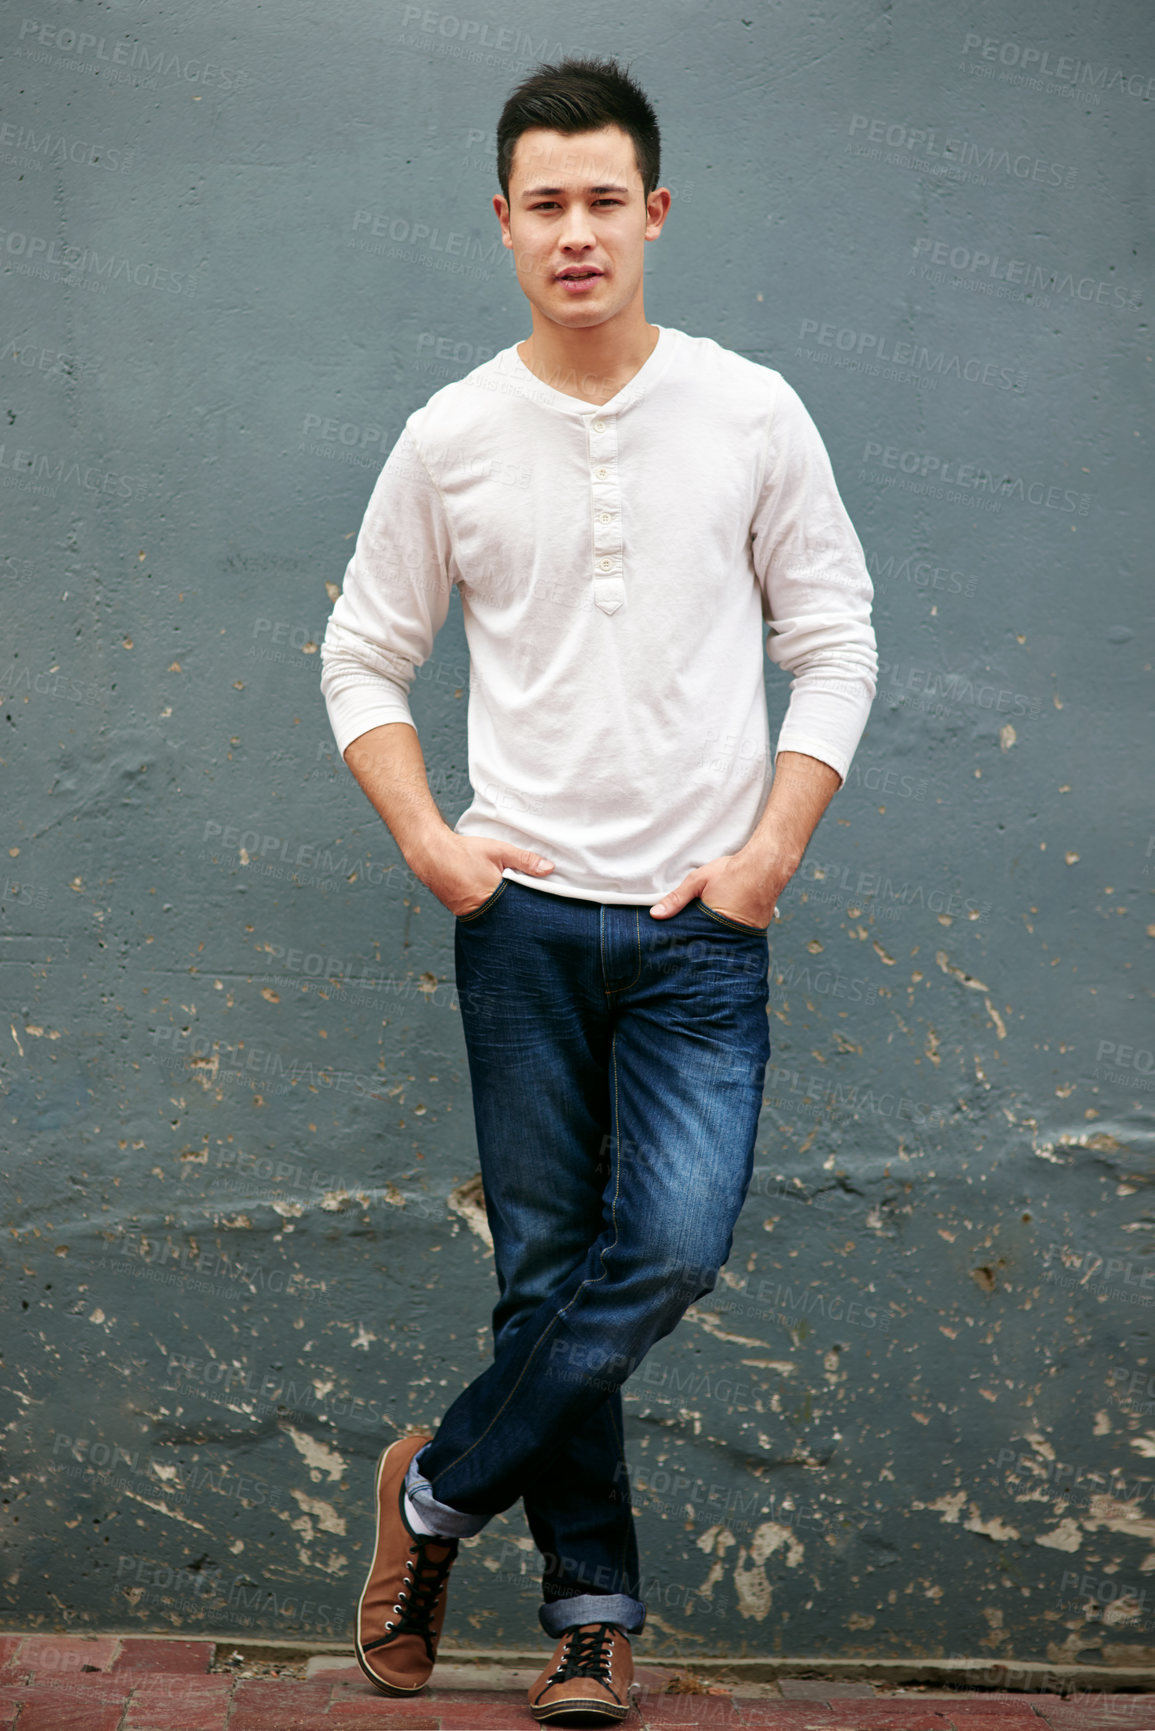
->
[549,1622,621,1684]
[364,1533,458,1661]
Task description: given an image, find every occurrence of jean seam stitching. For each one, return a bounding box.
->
[556,1021,624,1321]
[602,905,643,994]
[457,878,510,923]
[432,1308,565,1481]
[697,898,769,934]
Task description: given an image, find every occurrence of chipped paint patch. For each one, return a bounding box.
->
[935,951,990,991]
[733,1522,804,1621]
[448,1173,493,1252]
[915,1492,967,1523]
[682,1307,778,1349]
[1034,1517,1083,1551]
[964,1511,1020,1541]
[290,1488,347,1534]
[283,1425,346,1482]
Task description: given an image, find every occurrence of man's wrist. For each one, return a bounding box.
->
[736,839,802,889]
[404,818,454,879]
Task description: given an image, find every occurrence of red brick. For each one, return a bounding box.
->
[933,1703,1046,1723]
[0,1685,23,1728]
[424,1688,551,1709]
[1032,1705,1155,1731]
[226,1679,342,1730]
[323,1712,440,1730]
[664,1708,824,1729]
[330,1681,445,1714]
[940,1721,1054,1731]
[306,1660,364,1685]
[642,1702,744,1725]
[123,1673,232,1730]
[808,1714,952,1731]
[112,1637,215,1673]
[16,1634,121,1675]
[433,1701,574,1729]
[642,1692,744,1719]
[437,1704,544,1729]
[14,1685,126,1731]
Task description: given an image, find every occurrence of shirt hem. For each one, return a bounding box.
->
[501,868,664,907]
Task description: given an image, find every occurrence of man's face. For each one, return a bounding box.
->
[495,124,669,331]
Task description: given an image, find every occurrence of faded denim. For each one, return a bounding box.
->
[405,877,771,1637]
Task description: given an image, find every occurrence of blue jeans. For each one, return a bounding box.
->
[405,877,771,1638]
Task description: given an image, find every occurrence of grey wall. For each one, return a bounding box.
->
[2,0,1153,1668]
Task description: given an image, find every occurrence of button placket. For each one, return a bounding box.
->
[588,412,625,616]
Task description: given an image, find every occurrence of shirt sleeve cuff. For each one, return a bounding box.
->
[325,692,418,759]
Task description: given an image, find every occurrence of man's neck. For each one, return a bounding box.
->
[517,320,660,407]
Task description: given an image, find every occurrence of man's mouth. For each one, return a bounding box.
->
[556,268,603,279]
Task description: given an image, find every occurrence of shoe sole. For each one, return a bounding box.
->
[354,1432,435,1697]
[530,1699,630,1724]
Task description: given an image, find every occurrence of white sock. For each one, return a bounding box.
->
[404,1481,452,1538]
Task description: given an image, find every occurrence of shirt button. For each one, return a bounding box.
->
[592,419,607,432]
[594,466,609,479]
[598,557,614,572]
[598,513,613,524]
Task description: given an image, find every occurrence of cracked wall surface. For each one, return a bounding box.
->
[1,0,1152,1664]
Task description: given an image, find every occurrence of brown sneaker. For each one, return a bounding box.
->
[354,1430,460,1695]
[528,1621,634,1723]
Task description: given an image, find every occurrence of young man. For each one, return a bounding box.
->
[320,55,877,1726]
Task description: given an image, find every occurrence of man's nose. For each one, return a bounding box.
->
[559,212,597,251]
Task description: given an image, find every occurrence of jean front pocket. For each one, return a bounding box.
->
[694,896,770,934]
[455,876,511,924]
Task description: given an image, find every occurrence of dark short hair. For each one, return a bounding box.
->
[496,56,661,206]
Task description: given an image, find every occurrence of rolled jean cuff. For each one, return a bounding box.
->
[404,1443,491,1540]
[539,1592,647,1638]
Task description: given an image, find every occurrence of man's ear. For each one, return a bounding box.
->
[493,194,513,248]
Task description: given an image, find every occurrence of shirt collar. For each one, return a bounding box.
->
[491,324,677,416]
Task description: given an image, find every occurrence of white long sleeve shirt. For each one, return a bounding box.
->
[320,324,877,905]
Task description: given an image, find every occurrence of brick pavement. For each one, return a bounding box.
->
[0,1636,1153,1727]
